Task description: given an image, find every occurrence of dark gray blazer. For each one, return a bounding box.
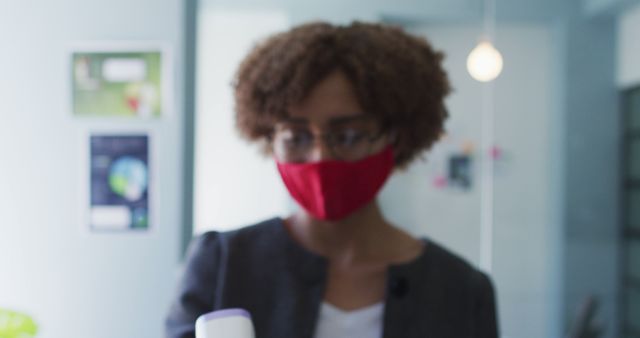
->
[166,218,498,338]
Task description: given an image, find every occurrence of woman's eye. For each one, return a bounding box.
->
[282,130,312,147]
[333,129,365,146]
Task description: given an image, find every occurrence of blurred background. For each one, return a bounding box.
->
[0,0,639,337]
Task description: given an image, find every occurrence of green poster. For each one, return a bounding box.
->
[72,49,165,118]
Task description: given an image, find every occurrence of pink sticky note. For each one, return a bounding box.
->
[490,146,502,160]
[433,176,448,189]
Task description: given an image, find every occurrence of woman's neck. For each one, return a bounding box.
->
[285,201,399,265]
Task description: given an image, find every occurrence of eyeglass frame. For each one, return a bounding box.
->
[268,120,391,163]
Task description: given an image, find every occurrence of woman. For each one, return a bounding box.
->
[166,21,498,338]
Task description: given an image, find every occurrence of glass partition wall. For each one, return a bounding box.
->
[622,86,640,338]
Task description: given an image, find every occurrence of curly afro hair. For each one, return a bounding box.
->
[233,21,451,168]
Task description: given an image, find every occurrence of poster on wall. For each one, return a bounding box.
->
[71,44,170,118]
[89,133,151,232]
[448,154,473,190]
[428,134,477,191]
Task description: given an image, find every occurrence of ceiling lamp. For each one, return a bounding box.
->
[467,40,503,82]
[467,0,503,82]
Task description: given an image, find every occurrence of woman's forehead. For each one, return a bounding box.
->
[287,71,366,124]
[281,113,373,127]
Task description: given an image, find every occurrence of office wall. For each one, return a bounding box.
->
[378,23,557,338]
[193,8,291,234]
[618,1,640,88]
[0,0,184,337]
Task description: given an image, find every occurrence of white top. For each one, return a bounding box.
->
[313,301,385,338]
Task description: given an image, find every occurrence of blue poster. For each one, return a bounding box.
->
[90,134,150,231]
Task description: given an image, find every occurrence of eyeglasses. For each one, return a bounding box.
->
[271,123,387,163]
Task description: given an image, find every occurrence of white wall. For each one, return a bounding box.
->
[378,23,558,338]
[617,1,640,87]
[194,8,291,234]
[0,1,183,337]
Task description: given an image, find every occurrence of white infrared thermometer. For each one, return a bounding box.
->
[195,308,255,338]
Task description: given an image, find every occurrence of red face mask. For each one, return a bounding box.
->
[276,146,394,221]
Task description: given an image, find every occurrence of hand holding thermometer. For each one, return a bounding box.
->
[195,309,255,338]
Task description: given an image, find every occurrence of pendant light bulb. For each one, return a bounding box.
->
[467,41,503,82]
